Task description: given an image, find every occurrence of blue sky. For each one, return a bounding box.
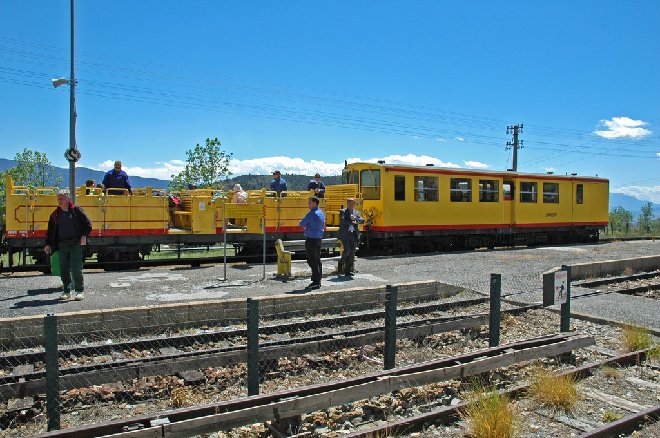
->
[1,1,658,201]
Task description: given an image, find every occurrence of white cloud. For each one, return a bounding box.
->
[544,167,556,173]
[611,185,660,204]
[464,161,489,169]
[594,117,651,139]
[436,138,448,142]
[355,154,460,168]
[455,136,465,142]
[91,160,185,180]
[657,152,660,158]
[92,154,464,180]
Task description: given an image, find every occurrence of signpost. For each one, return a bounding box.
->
[64,148,81,163]
[543,266,571,332]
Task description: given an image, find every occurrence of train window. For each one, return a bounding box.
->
[576,184,584,204]
[520,182,537,203]
[360,169,380,200]
[342,169,359,185]
[479,180,499,202]
[450,178,472,202]
[414,176,438,202]
[395,175,406,201]
[543,183,559,203]
[503,180,514,201]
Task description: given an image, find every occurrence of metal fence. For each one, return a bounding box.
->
[0,272,571,436]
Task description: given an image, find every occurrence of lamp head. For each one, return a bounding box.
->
[52,78,69,88]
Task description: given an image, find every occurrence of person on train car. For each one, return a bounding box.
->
[306,173,326,198]
[102,160,132,195]
[269,170,288,197]
[299,196,325,289]
[44,189,93,301]
[338,198,364,277]
[85,179,95,195]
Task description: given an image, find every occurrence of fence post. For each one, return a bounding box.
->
[246,298,260,396]
[489,273,501,347]
[384,285,398,370]
[44,314,60,431]
[560,265,571,332]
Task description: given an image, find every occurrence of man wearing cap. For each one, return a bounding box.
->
[306,173,326,198]
[269,170,288,196]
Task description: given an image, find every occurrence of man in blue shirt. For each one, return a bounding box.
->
[299,196,325,289]
[102,160,132,195]
[306,173,326,198]
[269,170,288,196]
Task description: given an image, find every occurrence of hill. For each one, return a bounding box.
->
[0,159,342,191]
[609,193,659,219]
[0,159,170,189]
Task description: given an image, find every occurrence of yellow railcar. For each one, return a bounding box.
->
[342,162,608,252]
[2,174,359,267]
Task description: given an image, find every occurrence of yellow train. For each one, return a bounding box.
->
[344,161,609,252]
[2,160,608,268]
[2,174,358,267]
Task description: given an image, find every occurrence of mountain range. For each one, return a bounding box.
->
[0,159,657,217]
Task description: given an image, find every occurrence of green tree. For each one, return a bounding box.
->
[608,206,633,234]
[637,202,653,234]
[8,148,62,188]
[1,149,60,228]
[170,138,232,190]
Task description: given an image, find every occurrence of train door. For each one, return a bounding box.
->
[502,179,515,227]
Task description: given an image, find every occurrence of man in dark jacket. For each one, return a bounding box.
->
[337,198,364,276]
[306,173,326,198]
[44,189,93,301]
[102,160,132,195]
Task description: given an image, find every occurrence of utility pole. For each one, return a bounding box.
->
[68,0,77,202]
[506,124,523,172]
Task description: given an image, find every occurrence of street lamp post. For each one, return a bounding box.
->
[52,0,78,202]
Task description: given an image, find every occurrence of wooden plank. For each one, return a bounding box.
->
[103,426,163,438]
[163,336,593,436]
[581,404,660,438]
[625,376,660,392]
[584,388,649,412]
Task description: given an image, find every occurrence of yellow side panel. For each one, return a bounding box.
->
[514,180,573,226]
[190,196,215,234]
[102,194,131,236]
[573,181,609,224]
[130,193,169,235]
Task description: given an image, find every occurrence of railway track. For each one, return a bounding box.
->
[25,332,596,438]
[574,271,660,300]
[0,300,538,400]
[342,349,660,438]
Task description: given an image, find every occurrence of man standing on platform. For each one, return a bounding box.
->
[269,170,288,196]
[338,198,364,276]
[44,189,92,301]
[299,196,325,289]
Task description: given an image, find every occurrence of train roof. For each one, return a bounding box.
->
[345,162,609,183]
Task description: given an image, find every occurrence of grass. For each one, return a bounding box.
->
[622,266,635,276]
[621,325,652,352]
[599,365,622,380]
[601,410,623,422]
[461,381,517,438]
[529,369,579,413]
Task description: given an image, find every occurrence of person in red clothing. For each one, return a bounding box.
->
[44,189,92,301]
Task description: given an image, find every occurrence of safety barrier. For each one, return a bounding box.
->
[275,237,343,277]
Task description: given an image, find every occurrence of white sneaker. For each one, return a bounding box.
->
[59,292,71,301]
[74,293,84,301]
